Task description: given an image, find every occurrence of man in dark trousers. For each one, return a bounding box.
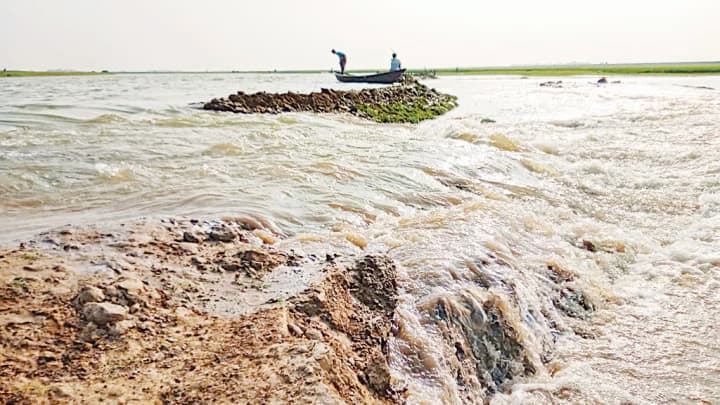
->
[331,49,347,74]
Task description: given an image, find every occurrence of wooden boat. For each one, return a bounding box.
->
[335,69,406,84]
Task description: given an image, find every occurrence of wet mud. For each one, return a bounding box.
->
[0,219,401,404]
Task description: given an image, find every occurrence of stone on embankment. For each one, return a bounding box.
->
[73,286,106,307]
[82,302,128,325]
[208,229,236,243]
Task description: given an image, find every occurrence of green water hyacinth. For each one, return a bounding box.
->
[356,94,458,124]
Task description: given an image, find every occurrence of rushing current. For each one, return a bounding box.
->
[2,73,719,404]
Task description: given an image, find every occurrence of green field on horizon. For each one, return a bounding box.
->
[264,63,720,76]
[0,70,107,78]
[3,63,720,78]
[240,63,720,76]
[425,63,720,76]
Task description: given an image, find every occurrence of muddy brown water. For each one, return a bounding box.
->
[2,73,720,403]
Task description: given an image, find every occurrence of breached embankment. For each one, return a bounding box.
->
[203,78,458,123]
[0,219,401,404]
[0,217,599,403]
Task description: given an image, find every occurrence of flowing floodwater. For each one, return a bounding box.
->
[1,73,719,403]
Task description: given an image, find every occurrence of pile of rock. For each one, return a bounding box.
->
[203,79,458,123]
[73,275,157,340]
[540,80,563,88]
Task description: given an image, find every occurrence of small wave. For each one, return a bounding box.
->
[675,84,715,91]
[150,115,259,128]
[294,233,327,242]
[308,161,363,182]
[0,124,17,134]
[277,116,299,125]
[203,143,243,156]
[450,132,482,143]
[328,202,377,224]
[1,112,85,124]
[521,158,557,176]
[627,111,686,122]
[152,117,208,128]
[0,198,45,208]
[490,133,522,152]
[581,163,607,175]
[699,192,720,218]
[94,163,136,182]
[667,240,720,266]
[84,114,128,124]
[12,103,76,110]
[549,120,584,129]
[535,143,560,155]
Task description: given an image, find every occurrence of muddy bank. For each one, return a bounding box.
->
[203,78,458,123]
[0,217,599,403]
[0,219,401,404]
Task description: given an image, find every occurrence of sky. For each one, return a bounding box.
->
[1,0,719,71]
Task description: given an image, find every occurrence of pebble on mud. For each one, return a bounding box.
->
[208,230,236,243]
[304,328,323,340]
[82,302,128,326]
[182,231,200,243]
[73,286,106,307]
[109,319,136,336]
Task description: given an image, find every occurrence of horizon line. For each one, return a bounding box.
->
[6,60,720,74]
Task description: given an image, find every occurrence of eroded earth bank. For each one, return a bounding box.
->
[1,219,402,404]
[1,215,599,404]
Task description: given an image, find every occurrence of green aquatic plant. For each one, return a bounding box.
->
[21,251,41,261]
[11,278,28,288]
[356,94,458,124]
[10,277,34,294]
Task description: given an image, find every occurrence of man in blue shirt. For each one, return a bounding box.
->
[390,53,401,71]
[331,49,347,74]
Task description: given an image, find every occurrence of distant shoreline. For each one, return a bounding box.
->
[428,63,720,76]
[3,62,720,77]
[0,70,108,78]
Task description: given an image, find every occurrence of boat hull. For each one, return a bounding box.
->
[335,69,406,84]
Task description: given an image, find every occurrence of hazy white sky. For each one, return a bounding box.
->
[2,0,718,71]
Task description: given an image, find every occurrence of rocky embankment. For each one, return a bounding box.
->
[0,219,402,404]
[203,78,458,123]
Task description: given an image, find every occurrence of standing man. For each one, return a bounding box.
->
[332,49,347,74]
[390,53,401,71]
